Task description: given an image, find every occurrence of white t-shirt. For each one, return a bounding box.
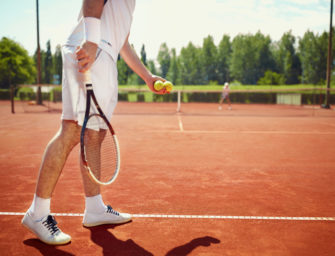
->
[65,0,136,62]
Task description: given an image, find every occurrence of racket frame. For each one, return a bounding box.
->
[80,80,120,185]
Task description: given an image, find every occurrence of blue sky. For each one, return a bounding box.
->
[0,0,332,59]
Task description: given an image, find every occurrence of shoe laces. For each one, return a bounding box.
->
[42,215,60,235]
[106,205,119,216]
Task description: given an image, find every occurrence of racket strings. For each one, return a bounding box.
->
[83,115,119,183]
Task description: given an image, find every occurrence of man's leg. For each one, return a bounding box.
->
[22,120,80,245]
[79,129,106,197]
[80,129,132,227]
[35,120,81,198]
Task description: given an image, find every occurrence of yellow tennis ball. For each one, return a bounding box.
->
[164,81,173,92]
[154,80,164,91]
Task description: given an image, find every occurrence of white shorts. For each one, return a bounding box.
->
[61,45,118,126]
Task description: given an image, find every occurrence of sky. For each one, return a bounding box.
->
[0,0,332,60]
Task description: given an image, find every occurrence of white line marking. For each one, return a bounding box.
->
[0,212,334,221]
[177,115,184,132]
[148,130,335,135]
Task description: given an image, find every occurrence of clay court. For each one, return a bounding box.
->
[0,101,334,255]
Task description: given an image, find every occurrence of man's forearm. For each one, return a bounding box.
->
[120,41,152,83]
[83,0,104,18]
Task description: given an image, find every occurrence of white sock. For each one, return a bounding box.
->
[85,194,106,213]
[28,194,51,220]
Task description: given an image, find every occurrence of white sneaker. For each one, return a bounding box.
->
[83,205,132,227]
[22,212,71,245]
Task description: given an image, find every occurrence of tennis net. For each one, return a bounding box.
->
[13,85,335,116]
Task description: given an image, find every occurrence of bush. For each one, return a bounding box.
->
[0,89,10,100]
[50,87,62,102]
[230,80,242,86]
[258,71,285,85]
[17,87,35,100]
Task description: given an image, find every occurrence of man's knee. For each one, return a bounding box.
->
[59,120,81,147]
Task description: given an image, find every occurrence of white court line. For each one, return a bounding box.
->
[148,130,335,135]
[0,212,334,221]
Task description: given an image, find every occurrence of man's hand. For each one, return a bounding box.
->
[76,41,98,73]
[146,75,168,95]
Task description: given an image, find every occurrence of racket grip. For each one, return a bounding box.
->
[84,71,92,84]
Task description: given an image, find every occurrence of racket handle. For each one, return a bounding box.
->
[84,71,92,84]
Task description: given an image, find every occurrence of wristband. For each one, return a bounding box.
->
[83,17,101,45]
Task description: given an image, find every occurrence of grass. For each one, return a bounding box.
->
[119,84,331,91]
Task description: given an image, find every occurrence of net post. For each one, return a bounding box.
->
[176,90,181,112]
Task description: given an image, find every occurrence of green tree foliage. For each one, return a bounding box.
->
[230,34,254,84]
[217,35,231,84]
[201,35,218,83]
[298,31,323,84]
[257,70,285,85]
[275,31,301,84]
[166,48,181,85]
[2,29,334,88]
[140,44,147,67]
[230,32,275,84]
[179,42,203,84]
[147,60,157,75]
[316,31,329,84]
[0,37,35,88]
[117,55,131,85]
[53,44,62,84]
[157,43,171,78]
[33,48,46,83]
[44,40,53,84]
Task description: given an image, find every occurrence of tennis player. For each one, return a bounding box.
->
[218,82,232,110]
[22,0,167,245]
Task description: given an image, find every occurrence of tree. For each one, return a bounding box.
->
[157,43,171,78]
[33,48,46,83]
[0,37,35,88]
[230,34,256,84]
[230,32,275,84]
[44,40,53,84]
[298,31,322,84]
[201,35,218,83]
[53,44,62,84]
[257,70,285,85]
[166,48,180,84]
[166,48,181,85]
[275,31,301,84]
[316,31,329,84]
[140,44,147,67]
[217,35,231,84]
[147,60,157,75]
[117,55,130,85]
[179,42,204,84]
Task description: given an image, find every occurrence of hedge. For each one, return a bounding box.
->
[0,89,10,100]
[1,87,334,105]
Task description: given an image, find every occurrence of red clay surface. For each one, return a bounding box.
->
[0,101,335,256]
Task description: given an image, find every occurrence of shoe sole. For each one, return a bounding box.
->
[82,218,132,227]
[22,221,71,245]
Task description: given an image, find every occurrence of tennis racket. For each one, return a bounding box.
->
[80,71,120,185]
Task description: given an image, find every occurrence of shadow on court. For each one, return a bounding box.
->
[88,224,220,256]
[88,223,154,256]
[165,236,221,256]
[23,239,74,256]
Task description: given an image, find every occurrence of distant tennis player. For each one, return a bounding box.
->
[21,0,167,245]
[218,82,232,110]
